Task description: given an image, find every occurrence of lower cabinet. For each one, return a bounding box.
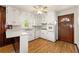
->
[28,31,35,41]
[35,30,41,39]
[41,30,55,42]
[41,30,47,39]
[20,34,28,53]
[47,31,55,42]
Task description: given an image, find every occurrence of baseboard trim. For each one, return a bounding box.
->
[29,37,43,42]
[29,37,56,43]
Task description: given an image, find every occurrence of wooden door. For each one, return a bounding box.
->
[58,14,74,43]
[0,6,6,47]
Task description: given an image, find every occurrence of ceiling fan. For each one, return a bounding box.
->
[33,5,48,14]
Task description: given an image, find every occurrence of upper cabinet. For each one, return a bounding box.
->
[6,6,21,25]
[6,6,34,29]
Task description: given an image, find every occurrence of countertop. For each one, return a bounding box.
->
[6,29,29,53]
[6,29,30,38]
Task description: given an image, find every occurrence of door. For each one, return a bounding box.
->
[58,14,74,43]
[0,6,6,47]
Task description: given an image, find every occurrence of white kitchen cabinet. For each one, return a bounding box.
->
[35,29,41,38]
[47,31,55,42]
[46,24,55,42]
[6,6,21,25]
[41,30,55,42]
[41,30,47,39]
[20,33,28,53]
[41,18,47,24]
[41,33,47,39]
[28,30,35,41]
[28,29,41,41]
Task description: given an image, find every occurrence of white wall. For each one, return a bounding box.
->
[55,12,58,40]
[57,6,79,49]
[76,6,79,49]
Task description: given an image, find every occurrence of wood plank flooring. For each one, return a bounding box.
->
[28,38,78,53]
[0,44,15,53]
[0,42,19,53]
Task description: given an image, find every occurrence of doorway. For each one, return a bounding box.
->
[58,14,74,43]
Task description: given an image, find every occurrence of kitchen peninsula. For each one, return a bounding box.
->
[6,29,28,53]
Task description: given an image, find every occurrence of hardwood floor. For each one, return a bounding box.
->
[0,41,19,53]
[28,38,78,53]
[0,44,15,53]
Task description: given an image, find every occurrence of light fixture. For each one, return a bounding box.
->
[33,5,48,14]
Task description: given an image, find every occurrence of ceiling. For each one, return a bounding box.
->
[10,5,76,12]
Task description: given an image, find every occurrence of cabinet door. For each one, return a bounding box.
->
[41,32,46,39]
[6,7,20,25]
[20,35,28,53]
[47,31,55,42]
[35,29,41,39]
[28,31,35,41]
[41,30,47,39]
